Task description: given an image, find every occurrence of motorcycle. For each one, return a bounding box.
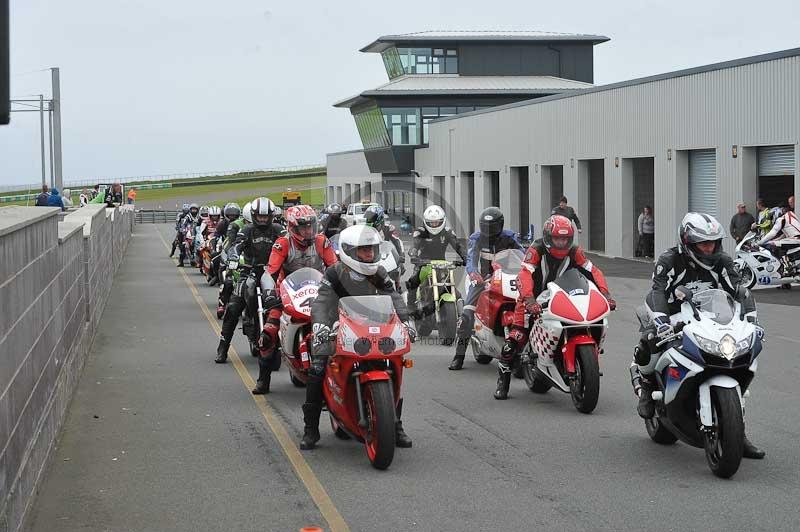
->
[630,286,762,478]
[319,294,413,470]
[410,257,462,345]
[466,249,524,365]
[279,268,323,388]
[198,237,217,285]
[520,269,611,413]
[181,229,196,267]
[734,231,800,289]
[231,258,281,366]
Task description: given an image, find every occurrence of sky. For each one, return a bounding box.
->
[1,0,799,187]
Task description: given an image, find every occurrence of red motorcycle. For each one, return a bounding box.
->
[320,295,413,470]
[278,268,323,388]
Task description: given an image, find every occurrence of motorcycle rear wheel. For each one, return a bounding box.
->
[363,381,396,470]
[438,301,458,346]
[523,362,552,393]
[645,415,678,444]
[474,354,492,365]
[703,387,744,478]
[290,373,306,387]
[570,344,600,414]
[330,415,351,440]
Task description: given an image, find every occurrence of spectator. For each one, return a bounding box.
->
[637,205,655,258]
[127,186,137,205]
[789,195,795,212]
[61,188,74,208]
[46,188,66,211]
[35,185,50,206]
[79,188,90,207]
[91,184,100,199]
[551,196,582,233]
[752,198,772,237]
[729,201,755,243]
[104,181,124,206]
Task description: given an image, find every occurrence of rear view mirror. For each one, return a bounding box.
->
[674,286,693,302]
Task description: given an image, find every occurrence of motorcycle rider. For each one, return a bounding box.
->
[215,198,283,363]
[215,203,244,318]
[251,205,338,394]
[170,204,190,258]
[496,215,615,399]
[449,206,524,370]
[756,207,800,273]
[363,205,406,287]
[177,203,200,267]
[406,205,467,317]
[300,225,415,450]
[633,212,764,459]
[320,203,348,239]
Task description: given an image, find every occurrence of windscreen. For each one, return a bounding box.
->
[339,295,395,325]
[493,249,524,274]
[693,289,735,325]
[284,268,322,291]
[551,268,590,294]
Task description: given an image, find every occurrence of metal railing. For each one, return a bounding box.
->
[0,163,326,193]
[135,210,179,224]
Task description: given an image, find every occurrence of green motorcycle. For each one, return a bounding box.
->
[410,258,463,345]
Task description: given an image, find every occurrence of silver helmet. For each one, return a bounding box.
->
[678,212,725,270]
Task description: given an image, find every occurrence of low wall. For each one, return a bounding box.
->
[0,204,135,532]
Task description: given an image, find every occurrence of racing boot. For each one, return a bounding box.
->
[299,403,322,450]
[251,359,271,394]
[449,311,473,370]
[176,261,184,267]
[169,240,177,257]
[494,363,512,400]
[394,398,412,448]
[214,339,229,364]
[448,343,466,370]
[743,433,766,459]
[637,375,656,419]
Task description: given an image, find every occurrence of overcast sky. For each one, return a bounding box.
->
[1,0,798,187]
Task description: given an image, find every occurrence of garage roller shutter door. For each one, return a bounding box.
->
[689,149,717,217]
[758,145,795,176]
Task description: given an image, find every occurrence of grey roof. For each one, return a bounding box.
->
[431,46,800,124]
[361,30,610,52]
[333,75,592,108]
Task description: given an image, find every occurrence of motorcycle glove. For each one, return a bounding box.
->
[312,323,332,346]
[469,271,484,284]
[653,316,673,339]
[402,321,417,343]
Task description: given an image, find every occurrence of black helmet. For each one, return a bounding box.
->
[479,207,504,237]
[364,205,386,232]
[223,202,241,220]
[327,203,343,215]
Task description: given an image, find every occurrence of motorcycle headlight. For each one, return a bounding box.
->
[693,334,719,355]
[719,335,737,360]
[735,334,754,356]
[228,260,238,270]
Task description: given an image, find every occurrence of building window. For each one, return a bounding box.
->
[382,107,421,145]
[353,105,391,150]
[397,47,458,74]
[381,47,404,79]
[420,106,476,143]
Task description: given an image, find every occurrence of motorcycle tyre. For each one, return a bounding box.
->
[703,387,744,479]
[438,301,458,346]
[363,380,396,470]
[571,344,600,414]
[522,362,552,393]
[645,415,678,444]
[330,416,351,440]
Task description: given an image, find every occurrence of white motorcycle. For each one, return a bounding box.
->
[734,231,800,288]
[632,287,762,478]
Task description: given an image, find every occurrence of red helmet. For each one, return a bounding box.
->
[286,205,318,246]
[542,215,574,259]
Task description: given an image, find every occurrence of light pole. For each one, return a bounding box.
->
[39,95,46,187]
[50,67,63,190]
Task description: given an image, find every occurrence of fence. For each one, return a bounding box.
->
[0,163,326,194]
[135,210,179,224]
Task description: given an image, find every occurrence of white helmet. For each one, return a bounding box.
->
[251,197,276,227]
[242,201,253,224]
[423,205,447,235]
[678,212,725,271]
[208,205,222,218]
[338,225,382,276]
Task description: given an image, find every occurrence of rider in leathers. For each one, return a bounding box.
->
[320,203,348,239]
[216,203,248,318]
[170,204,190,258]
[449,206,523,370]
[300,225,414,450]
[406,205,467,316]
[215,198,283,364]
[177,204,199,267]
[251,205,338,394]
[497,215,615,399]
[633,212,764,459]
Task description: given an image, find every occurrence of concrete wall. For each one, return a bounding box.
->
[0,204,135,532]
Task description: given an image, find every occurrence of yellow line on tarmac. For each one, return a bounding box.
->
[154,226,349,532]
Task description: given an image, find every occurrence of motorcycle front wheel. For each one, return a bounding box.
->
[703,387,744,478]
[734,262,757,289]
[570,344,600,414]
[363,381,396,470]
[438,301,458,346]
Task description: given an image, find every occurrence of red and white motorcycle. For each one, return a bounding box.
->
[521,268,611,413]
[467,249,524,364]
[278,268,323,388]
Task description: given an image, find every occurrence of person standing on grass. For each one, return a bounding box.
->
[127,187,137,205]
[637,205,655,258]
[551,196,582,234]
[729,201,755,243]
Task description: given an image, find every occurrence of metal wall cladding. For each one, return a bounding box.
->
[689,149,718,217]
[758,144,795,176]
[414,54,800,257]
